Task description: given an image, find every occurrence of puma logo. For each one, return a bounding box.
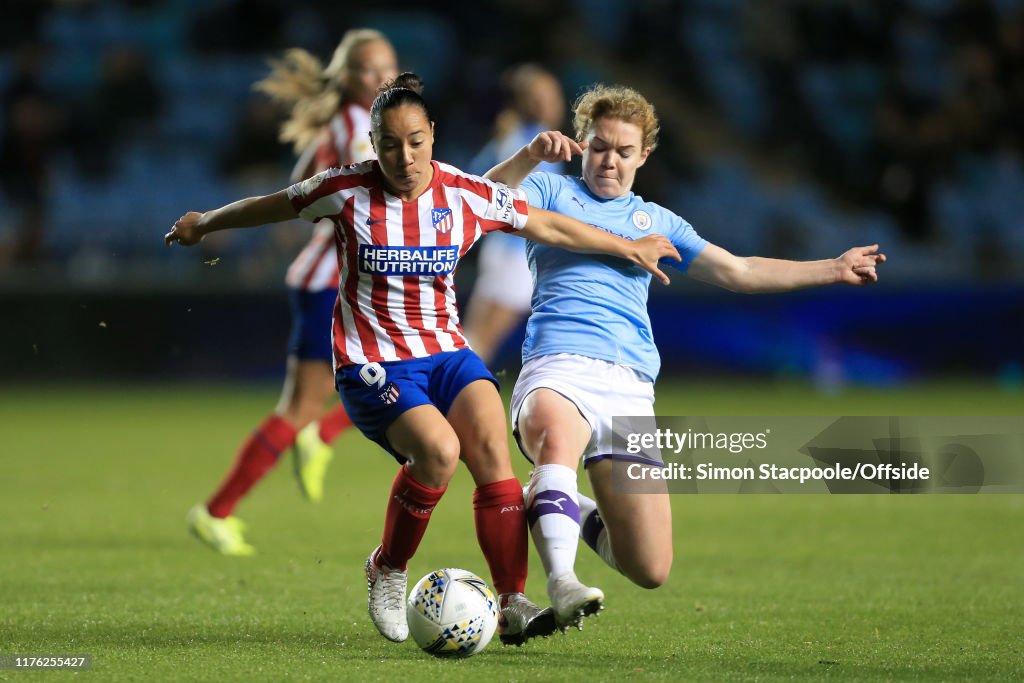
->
[536,497,568,511]
[571,197,585,210]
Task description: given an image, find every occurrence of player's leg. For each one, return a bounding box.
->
[444,374,553,645]
[276,357,337,425]
[316,403,353,443]
[189,288,338,554]
[382,404,461,562]
[363,404,458,642]
[189,397,297,555]
[446,379,514,483]
[445,379,519,593]
[284,287,353,501]
[576,490,619,571]
[196,356,330,524]
[189,357,315,556]
[585,459,673,589]
[572,366,671,587]
[280,357,345,502]
[189,406,296,555]
[517,388,588,576]
[515,387,605,630]
[337,357,459,643]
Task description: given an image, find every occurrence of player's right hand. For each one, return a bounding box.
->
[632,234,681,285]
[527,131,587,163]
[835,243,886,285]
[165,211,205,246]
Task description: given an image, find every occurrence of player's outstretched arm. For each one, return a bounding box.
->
[484,131,586,187]
[164,190,297,247]
[518,206,681,284]
[687,243,887,293]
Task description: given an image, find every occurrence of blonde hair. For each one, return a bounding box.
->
[255,29,389,153]
[572,84,659,151]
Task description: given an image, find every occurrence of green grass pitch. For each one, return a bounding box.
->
[1,380,1022,681]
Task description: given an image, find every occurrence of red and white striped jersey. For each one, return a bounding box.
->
[286,159,531,368]
[285,102,374,292]
[315,102,374,170]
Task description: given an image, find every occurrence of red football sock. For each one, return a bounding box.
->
[206,415,297,518]
[473,478,528,598]
[378,465,446,571]
[318,405,352,443]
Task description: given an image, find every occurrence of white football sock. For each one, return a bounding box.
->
[578,491,621,573]
[526,464,580,580]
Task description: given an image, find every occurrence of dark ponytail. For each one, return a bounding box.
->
[370,72,432,130]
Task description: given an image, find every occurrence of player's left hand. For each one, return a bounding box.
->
[165,211,206,247]
[527,131,587,163]
[632,234,681,285]
[836,244,886,285]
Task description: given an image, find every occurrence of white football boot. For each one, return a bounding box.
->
[364,546,408,642]
[548,571,604,631]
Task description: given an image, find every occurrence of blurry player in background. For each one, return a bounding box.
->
[486,84,887,631]
[187,29,398,556]
[462,65,566,366]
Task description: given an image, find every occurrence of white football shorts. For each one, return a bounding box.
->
[510,353,662,467]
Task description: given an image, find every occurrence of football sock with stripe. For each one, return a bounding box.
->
[473,478,528,599]
[526,464,580,580]
[578,491,621,573]
[207,414,297,518]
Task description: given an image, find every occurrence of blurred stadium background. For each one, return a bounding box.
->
[0,0,1021,388]
[2,3,1023,679]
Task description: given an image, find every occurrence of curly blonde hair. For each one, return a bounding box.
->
[572,84,659,151]
[254,29,390,153]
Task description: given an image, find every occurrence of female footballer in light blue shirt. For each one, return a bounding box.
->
[486,84,886,631]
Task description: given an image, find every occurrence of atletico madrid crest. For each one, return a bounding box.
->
[431,207,454,234]
[379,382,401,405]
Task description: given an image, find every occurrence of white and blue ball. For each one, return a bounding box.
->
[407,568,499,658]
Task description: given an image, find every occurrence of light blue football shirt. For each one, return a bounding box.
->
[520,171,708,382]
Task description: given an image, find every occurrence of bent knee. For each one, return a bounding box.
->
[518,407,586,465]
[278,404,321,429]
[410,436,461,478]
[625,555,672,589]
[516,407,551,451]
[461,433,509,467]
[430,438,462,471]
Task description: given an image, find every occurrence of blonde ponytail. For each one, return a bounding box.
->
[254,29,388,153]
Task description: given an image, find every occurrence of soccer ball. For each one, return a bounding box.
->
[406,568,499,658]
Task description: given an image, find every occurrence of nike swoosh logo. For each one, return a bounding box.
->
[366,218,386,225]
